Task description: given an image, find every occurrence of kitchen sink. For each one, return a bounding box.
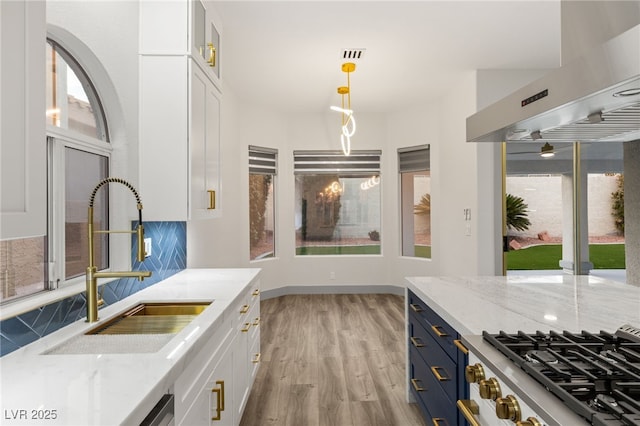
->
[85,302,212,335]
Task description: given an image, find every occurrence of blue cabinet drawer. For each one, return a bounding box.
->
[409,345,457,426]
[410,318,458,404]
[408,290,459,361]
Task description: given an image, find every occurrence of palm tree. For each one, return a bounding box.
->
[414,193,431,215]
[506,193,531,232]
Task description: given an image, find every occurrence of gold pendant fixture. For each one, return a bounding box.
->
[330,62,357,156]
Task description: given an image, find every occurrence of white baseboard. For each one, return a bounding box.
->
[261,284,404,300]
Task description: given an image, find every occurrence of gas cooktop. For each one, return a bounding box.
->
[483,325,640,426]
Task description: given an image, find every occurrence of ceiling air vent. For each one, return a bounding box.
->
[341,48,366,60]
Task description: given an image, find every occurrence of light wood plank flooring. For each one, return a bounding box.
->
[240,294,426,426]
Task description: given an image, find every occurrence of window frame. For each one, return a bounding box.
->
[45,37,113,291]
[294,150,382,256]
[248,145,278,261]
[398,145,431,259]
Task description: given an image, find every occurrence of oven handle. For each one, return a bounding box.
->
[456,399,480,426]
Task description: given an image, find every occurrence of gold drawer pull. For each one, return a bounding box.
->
[410,378,425,392]
[456,399,480,426]
[253,317,261,326]
[207,190,216,210]
[410,336,424,348]
[409,303,423,313]
[431,366,450,381]
[454,339,468,354]
[431,325,448,337]
[432,418,449,426]
[240,304,249,314]
[252,288,260,297]
[207,42,216,67]
[211,380,225,420]
[252,352,261,364]
[241,322,251,332]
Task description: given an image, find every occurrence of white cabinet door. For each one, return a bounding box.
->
[139,1,222,222]
[189,61,221,220]
[0,0,46,239]
[179,340,235,426]
[139,55,189,221]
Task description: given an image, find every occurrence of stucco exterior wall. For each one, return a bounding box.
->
[507,174,620,239]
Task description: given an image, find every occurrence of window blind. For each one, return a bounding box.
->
[249,146,277,175]
[293,150,381,175]
[398,145,430,172]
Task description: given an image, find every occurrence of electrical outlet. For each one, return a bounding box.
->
[330,271,336,280]
[144,238,152,257]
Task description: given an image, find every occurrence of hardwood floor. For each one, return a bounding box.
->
[240,294,426,426]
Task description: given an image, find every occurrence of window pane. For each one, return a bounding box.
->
[65,148,109,279]
[0,237,47,302]
[295,175,381,255]
[46,41,108,141]
[401,171,431,258]
[249,174,275,260]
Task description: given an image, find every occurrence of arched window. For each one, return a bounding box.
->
[46,39,109,141]
[46,38,112,286]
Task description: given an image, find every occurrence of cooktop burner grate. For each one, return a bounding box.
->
[483,329,640,426]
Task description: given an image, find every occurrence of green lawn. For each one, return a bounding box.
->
[507,244,625,270]
[414,245,431,258]
[296,245,381,255]
[295,244,432,257]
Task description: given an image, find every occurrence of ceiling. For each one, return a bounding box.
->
[216,1,562,114]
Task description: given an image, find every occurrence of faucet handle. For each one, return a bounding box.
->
[136,224,146,262]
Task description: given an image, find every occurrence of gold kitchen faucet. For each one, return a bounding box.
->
[86,177,152,322]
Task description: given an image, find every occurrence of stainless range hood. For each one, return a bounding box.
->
[467,24,640,143]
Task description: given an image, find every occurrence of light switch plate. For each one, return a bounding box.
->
[144,238,152,257]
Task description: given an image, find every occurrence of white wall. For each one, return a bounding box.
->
[561,0,640,64]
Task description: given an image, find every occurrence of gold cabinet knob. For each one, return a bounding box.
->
[479,377,502,400]
[495,395,522,422]
[465,363,485,383]
[516,417,542,426]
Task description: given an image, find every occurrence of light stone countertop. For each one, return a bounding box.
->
[405,274,640,425]
[0,268,261,426]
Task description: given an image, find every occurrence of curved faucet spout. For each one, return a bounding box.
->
[86,177,152,323]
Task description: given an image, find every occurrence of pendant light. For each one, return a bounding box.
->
[330,63,356,156]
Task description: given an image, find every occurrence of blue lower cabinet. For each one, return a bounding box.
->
[408,290,469,426]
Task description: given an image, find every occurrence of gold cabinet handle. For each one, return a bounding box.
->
[207,190,216,209]
[240,304,249,314]
[241,322,251,332]
[432,418,449,426]
[253,317,261,326]
[409,303,423,313]
[207,42,216,67]
[252,352,261,364]
[456,400,480,426]
[211,380,225,420]
[252,288,260,297]
[516,417,543,426]
[410,378,425,392]
[410,336,424,348]
[453,339,468,354]
[430,366,450,381]
[431,325,448,337]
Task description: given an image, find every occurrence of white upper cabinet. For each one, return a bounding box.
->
[139,0,222,221]
[0,0,46,240]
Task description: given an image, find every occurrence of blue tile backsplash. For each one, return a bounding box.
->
[0,221,186,357]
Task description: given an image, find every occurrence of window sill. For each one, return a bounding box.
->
[0,278,115,321]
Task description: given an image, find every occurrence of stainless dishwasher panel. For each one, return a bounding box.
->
[140,394,174,426]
